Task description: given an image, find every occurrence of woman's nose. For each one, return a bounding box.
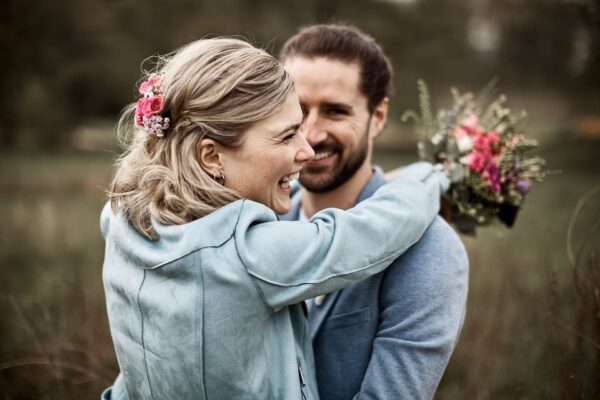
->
[295,133,315,162]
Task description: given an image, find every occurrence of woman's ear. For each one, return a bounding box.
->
[196,138,223,178]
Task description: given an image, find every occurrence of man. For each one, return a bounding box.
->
[280,25,469,400]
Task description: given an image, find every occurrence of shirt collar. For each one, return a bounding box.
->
[355,166,386,205]
[281,166,387,221]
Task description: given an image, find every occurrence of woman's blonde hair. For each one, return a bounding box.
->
[108,38,295,240]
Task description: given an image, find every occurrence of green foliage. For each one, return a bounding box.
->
[1,0,598,149]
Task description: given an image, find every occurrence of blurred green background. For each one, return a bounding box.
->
[1,0,599,398]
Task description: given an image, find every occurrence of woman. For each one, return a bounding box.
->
[101,38,446,400]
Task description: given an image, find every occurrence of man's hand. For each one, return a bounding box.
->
[385,163,452,222]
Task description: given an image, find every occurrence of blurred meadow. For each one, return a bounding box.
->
[1,0,599,399]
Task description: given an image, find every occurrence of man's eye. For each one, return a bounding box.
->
[327,108,347,116]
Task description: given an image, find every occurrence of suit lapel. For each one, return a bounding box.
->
[308,290,341,340]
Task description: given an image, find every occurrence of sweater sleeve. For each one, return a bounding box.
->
[235,162,448,311]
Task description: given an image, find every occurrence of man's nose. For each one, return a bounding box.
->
[302,112,327,145]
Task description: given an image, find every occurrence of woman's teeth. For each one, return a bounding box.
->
[313,151,332,161]
[279,172,300,188]
[280,172,300,182]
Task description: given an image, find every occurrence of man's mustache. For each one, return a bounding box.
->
[310,140,341,154]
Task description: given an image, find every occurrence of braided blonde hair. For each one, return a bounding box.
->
[109,38,294,240]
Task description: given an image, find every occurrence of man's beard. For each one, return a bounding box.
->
[299,127,369,193]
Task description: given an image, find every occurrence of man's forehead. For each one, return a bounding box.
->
[285,56,363,104]
[285,56,360,78]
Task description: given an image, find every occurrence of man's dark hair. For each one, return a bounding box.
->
[280,24,393,113]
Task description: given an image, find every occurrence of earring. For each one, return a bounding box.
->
[212,169,225,185]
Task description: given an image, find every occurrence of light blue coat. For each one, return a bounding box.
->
[281,168,469,399]
[100,164,447,400]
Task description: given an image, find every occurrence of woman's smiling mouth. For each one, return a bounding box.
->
[278,171,300,190]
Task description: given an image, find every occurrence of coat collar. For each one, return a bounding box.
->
[101,199,246,270]
[279,167,385,221]
[281,167,386,338]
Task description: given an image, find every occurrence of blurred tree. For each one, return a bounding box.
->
[0,0,25,147]
[0,0,597,149]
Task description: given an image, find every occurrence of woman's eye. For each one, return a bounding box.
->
[282,132,296,142]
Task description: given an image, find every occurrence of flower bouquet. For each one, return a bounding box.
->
[402,80,546,234]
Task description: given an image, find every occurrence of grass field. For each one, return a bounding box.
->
[0,137,599,399]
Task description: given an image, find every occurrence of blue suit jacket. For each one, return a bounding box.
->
[280,168,469,400]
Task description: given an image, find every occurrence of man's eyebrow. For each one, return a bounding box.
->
[322,102,353,111]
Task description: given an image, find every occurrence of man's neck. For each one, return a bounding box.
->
[301,162,373,218]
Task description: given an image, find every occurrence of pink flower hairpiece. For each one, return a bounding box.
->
[134,74,170,137]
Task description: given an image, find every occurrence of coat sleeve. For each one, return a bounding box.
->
[353,219,469,400]
[234,162,448,311]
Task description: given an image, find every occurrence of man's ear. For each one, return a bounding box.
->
[370,97,389,139]
[196,138,223,178]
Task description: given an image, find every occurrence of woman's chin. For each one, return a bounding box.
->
[272,199,291,215]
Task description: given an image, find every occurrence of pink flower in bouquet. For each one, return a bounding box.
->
[462,114,479,133]
[487,131,500,146]
[468,152,486,173]
[468,131,504,192]
[473,132,485,148]
[473,133,488,152]
[473,131,500,159]
[406,81,546,230]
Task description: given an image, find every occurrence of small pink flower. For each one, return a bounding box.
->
[139,81,151,95]
[135,99,145,126]
[473,133,488,151]
[462,114,479,133]
[487,131,500,148]
[148,76,161,86]
[463,114,478,129]
[472,131,501,158]
[138,76,162,95]
[141,96,164,117]
[468,152,485,173]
